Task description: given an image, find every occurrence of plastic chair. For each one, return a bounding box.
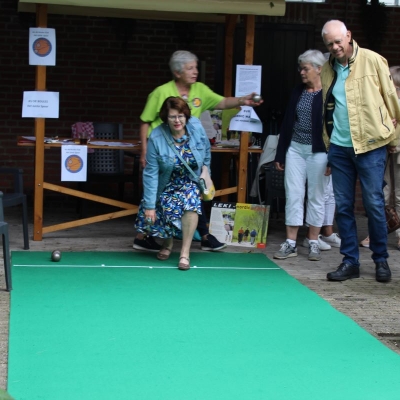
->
[0,193,12,291]
[0,167,29,250]
[78,123,136,214]
[264,162,286,218]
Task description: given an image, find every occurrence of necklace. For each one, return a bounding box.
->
[173,134,188,143]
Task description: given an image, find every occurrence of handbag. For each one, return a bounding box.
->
[385,154,400,233]
[161,128,215,201]
[198,167,216,201]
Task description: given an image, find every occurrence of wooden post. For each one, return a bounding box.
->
[220,15,238,202]
[33,3,48,240]
[224,15,237,97]
[237,15,255,203]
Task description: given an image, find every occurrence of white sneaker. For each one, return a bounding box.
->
[321,233,341,248]
[302,235,331,251]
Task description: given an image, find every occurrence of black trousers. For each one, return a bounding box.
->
[197,201,209,237]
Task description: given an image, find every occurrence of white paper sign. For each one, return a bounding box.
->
[229,106,263,133]
[200,111,216,139]
[29,28,56,66]
[235,65,262,97]
[61,145,87,182]
[22,91,59,118]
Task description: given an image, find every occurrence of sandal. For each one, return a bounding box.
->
[178,256,190,270]
[157,247,172,261]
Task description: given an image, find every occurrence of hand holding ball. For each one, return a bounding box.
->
[252,94,262,103]
[51,250,62,262]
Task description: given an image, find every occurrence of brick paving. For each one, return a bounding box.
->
[0,207,399,389]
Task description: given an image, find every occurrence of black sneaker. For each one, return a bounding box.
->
[201,234,227,251]
[133,236,161,252]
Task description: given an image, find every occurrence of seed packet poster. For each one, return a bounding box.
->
[209,202,270,247]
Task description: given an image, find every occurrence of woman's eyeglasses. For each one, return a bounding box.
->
[297,66,312,73]
[168,115,186,121]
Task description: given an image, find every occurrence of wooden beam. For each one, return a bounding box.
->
[244,15,255,65]
[33,3,48,241]
[223,14,238,98]
[237,15,255,203]
[42,209,138,234]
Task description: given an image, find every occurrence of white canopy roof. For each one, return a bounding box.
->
[18,0,286,22]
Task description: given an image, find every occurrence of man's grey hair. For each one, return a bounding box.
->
[169,50,198,74]
[321,20,348,37]
[298,49,327,68]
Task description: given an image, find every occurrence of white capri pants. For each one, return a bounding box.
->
[284,141,328,227]
[322,175,335,226]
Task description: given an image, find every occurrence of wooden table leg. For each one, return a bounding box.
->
[237,132,249,203]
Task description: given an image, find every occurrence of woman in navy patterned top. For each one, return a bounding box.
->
[273,50,329,262]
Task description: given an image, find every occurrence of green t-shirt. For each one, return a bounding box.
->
[140,80,224,136]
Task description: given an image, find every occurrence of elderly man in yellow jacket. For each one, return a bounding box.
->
[321,19,400,283]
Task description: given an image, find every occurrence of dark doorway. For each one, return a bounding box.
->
[215,23,315,136]
[213,22,315,203]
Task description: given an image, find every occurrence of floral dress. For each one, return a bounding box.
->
[134,141,202,238]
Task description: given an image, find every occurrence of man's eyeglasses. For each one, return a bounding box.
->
[168,115,186,121]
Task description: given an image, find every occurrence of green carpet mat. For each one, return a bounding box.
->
[8,251,400,400]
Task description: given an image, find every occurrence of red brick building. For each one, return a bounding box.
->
[1,0,400,212]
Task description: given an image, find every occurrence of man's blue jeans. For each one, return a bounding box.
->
[328,143,388,266]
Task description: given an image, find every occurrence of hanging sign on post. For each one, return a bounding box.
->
[229,106,263,133]
[22,91,59,118]
[61,145,88,182]
[29,27,56,66]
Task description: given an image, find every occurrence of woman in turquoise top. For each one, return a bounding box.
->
[134,97,210,270]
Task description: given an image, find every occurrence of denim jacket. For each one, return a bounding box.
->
[142,116,211,210]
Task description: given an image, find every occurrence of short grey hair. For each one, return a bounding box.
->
[298,49,327,69]
[321,20,348,38]
[169,50,198,74]
[390,66,400,87]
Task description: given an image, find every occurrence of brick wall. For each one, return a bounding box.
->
[1,0,400,212]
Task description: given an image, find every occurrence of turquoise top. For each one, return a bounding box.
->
[331,61,352,147]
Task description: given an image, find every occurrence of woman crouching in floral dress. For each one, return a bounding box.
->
[134,96,211,270]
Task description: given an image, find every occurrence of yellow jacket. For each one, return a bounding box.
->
[321,40,400,154]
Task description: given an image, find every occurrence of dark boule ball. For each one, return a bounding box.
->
[51,250,61,262]
[253,94,262,103]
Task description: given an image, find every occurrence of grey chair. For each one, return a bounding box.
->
[0,192,12,291]
[0,167,29,250]
[264,162,286,218]
[78,123,136,215]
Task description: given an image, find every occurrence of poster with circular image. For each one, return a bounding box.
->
[29,28,56,66]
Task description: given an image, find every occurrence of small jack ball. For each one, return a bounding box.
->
[51,250,61,262]
[253,94,262,103]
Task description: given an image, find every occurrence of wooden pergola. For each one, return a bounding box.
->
[17,0,286,240]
